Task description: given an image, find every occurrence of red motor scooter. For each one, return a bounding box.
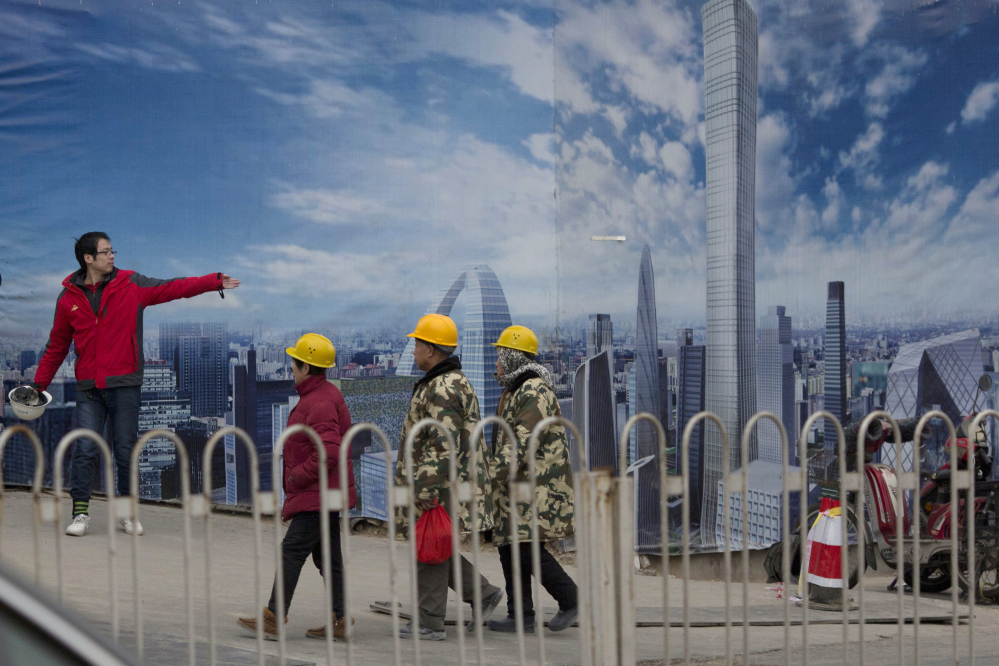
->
[864,410,999,600]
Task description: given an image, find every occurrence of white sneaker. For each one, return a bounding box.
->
[65,514,90,537]
[119,518,143,536]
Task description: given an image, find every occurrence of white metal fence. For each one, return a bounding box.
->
[0,408,995,666]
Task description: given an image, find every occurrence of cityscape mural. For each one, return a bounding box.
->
[2,0,998,553]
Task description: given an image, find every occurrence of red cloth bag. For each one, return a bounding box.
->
[415,503,453,564]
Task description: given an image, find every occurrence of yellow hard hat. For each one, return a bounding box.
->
[492,325,539,355]
[286,333,336,368]
[407,314,458,347]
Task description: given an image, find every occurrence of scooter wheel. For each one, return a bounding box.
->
[903,566,951,594]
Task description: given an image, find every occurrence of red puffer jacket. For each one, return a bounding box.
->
[33,268,224,391]
[282,373,357,520]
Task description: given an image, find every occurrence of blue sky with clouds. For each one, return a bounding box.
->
[1,0,998,341]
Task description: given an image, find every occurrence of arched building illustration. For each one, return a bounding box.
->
[398,265,513,423]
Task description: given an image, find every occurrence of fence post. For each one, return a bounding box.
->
[914,411,963,666]
[52,429,118,639]
[397,418,463,666]
[742,413,789,665]
[966,409,997,666]
[524,416,583,666]
[129,429,194,665]
[0,425,46,585]
[201,427,262,666]
[273,424,335,666]
[615,413,666,666]
[339,422,393,666]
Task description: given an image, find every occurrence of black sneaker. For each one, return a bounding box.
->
[548,606,578,632]
[466,587,504,633]
[487,615,535,634]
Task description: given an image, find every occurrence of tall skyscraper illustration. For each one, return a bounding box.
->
[701,0,758,545]
[823,282,847,449]
[159,322,201,366]
[398,265,512,425]
[229,348,296,503]
[162,322,228,418]
[139,361,191,499]
[675,328,706,528]
[586,314,615,393]
[571,350,617,471]
[757,306,796,464]
[634,245,660,460]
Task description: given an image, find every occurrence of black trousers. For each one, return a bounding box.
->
[268,511,345,617]
[497,542,578,618]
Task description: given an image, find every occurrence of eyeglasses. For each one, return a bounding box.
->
[95,250,117,257]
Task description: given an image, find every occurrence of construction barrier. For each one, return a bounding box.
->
[0,407,993,666]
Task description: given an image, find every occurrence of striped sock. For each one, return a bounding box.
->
[72,501,89,517]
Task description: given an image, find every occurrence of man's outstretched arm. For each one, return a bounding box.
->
[133,272,240,307]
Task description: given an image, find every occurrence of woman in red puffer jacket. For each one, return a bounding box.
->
[238,333,357,642]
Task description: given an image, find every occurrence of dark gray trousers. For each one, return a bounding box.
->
[417,554,500,631]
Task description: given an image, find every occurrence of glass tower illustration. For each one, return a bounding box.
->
[757,306,796,464]
[701,0,758,545]
[586,314,615,395]
[823,282,847,449]
[675,328,707,528]
[884,328,984,472]
[634,245,660,460]
[398,265,513,424]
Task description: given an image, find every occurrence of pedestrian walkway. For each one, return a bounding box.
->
[0,490,995,665]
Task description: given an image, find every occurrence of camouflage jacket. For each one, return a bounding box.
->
[489,371,574,545]
[394,357,493,536]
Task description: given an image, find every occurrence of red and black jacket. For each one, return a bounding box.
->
[282,373,357,521]
[33,268,225,391]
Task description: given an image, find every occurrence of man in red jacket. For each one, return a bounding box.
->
[32,232,239,537]
[238,333,356,642]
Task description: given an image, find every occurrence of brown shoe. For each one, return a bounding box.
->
[237,607,287,641]
[306,614,354,641]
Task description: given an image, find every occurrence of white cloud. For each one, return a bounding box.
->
[659,141,692,182]
[551,0,701,133]
[863,45,927,118]
[821,177,842,229]
[755,114,798,232]
[271,186,401,225]
[880,161,956,240]
[807,77,850,118]
[241,244,411,297]
[255,79,403,122]
[960,80,999,124]
[632,132,657,165]
[602,105,629,137]
[757,31,789,90]
[847,0,882,47]
[839,122,885,189]
[409,10,559,107]
[801,44,854,118]
[940,170,999,247]
[946,121,957,135]
[525,133,557,163]
[75,42,200,72]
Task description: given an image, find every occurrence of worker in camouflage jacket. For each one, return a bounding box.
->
[393,314,504,641]
[487,325,578,635]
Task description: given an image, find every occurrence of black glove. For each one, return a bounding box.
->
[11,386,42,406]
